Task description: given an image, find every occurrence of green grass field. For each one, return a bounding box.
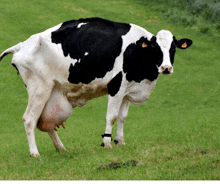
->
[0,0,220,180]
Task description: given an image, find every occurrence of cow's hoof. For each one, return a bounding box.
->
[114,139,125,145]
[102,137,112,148]
[30,152,40,157]
[101,134,112,148]
[105,143,112,148]
[56,147,66,152]
[101,142,112,148]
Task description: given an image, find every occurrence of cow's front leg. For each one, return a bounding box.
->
[114,97,130,145]
[23,83,53,157]
[102,95,124,148]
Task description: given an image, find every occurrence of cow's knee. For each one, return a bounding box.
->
[24,121,35,134]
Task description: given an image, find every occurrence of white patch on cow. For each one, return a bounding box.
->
[70,59,78,66]
[115,98,129,145]
[77,22,87,29]
[122,24,154,50]
[156,30,174,73]
[126,79,157,105]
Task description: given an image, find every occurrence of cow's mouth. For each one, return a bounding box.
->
[162,71,171,75]
[159,71,171,75]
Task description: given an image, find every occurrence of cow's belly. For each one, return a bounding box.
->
[37,88,73,132]
[64,80,109,108]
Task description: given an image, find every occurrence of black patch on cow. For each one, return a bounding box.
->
[51,17,131,84]
[123,36,163,82]
[107,71,123,97]
[169,39,176,65]
[0,52,9,61]
[102,133,112,139]
[12,63,19,75]
[114,139,119,145]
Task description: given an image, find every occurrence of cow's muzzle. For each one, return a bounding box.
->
[159,65,173,75]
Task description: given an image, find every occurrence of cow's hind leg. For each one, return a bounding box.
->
[114,97,130,145]
[48,130,66,151]
[23,83,54,157]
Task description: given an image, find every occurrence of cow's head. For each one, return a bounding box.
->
[123,30,193,83]
[153,30,192,75]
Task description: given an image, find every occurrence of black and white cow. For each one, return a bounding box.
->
[0,17,192,156]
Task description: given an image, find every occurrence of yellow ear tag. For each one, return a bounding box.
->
[182,42,187,48]
[142,42,148,48]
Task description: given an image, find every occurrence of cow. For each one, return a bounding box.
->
[0,17,193,157]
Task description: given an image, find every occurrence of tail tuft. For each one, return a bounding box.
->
[0,52,10,61]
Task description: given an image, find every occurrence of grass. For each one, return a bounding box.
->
[0,0,220,180]
[138,0,220,36]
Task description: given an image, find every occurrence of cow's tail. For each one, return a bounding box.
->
[0,42,22,61]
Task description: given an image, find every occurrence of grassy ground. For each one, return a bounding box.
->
[0,0,220,180]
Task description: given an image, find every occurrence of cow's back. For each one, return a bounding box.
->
[51,17,131,85]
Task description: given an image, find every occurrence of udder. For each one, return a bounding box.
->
[37,89,73,132]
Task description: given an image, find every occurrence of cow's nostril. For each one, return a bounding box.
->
[163,68,170,74]
[168,66,172,71]
[161,66,165,70]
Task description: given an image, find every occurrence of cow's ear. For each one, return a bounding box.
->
[150,36,157,48]
[175,38,193,49]
[140,36,157,48]
[137,37,150,48]
[141,42,148,48]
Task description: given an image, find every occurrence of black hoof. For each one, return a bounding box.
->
[114,140,118,145]
[101,142,105,147]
